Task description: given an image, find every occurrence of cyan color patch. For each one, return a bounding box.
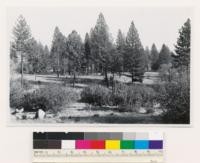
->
[134,140,149,149]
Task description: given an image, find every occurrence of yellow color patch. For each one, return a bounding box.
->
[105,140,120,149]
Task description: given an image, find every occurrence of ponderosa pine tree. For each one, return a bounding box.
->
[26,38,39,75]
[150,43,159,71]
[109,45,122,91]
[41,45,50,73]
[67,30,83,87]
[158,44,171,68]
[36,43,50,74]
[110,45,123,78]
[12,15,32,86]
[10,42,18,63]
[144,46,150,71]
[84,33,91,74]
[50,27,66,77]
[90,13,112,87]
[124,21,145,82]
[173,19,191,70]
[116,29,126,72]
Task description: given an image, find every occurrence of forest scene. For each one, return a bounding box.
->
[9,8,190,124]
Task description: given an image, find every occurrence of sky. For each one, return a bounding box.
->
[7,6,192,51]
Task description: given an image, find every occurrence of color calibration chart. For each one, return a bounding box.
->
[33,132,164,163]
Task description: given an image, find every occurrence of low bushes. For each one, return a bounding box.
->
[11,84,79,113]
[81,81,190,123]
[10,79,25,108]
[157,81,190,124]
[81,83,157,111]
[81,85,111,106]
[111,82,129,106]
[112,83,156,111]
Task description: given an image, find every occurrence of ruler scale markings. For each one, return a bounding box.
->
[33,132,164,163]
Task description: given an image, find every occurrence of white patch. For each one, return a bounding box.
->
[38,109,46,119]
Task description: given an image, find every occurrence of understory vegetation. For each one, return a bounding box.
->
[10,81,79,113]
[80,79,189,124]
[157,80,190,124]
[81,83,156,111]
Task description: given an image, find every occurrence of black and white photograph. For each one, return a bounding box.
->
[8,6,191,124]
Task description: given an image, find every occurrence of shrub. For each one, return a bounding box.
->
[81,83,156,112]
[112,83,156,111]
[111,82,129,106]
[15,84,79,113]
[158,81,190,124]
[10,79,24,108]
[10,78,34,109]
[20,92,49,112]
[81,85,111,106]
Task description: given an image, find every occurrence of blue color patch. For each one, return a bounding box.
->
[134,140,149,149]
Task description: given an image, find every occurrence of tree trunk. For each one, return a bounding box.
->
[131,72,134,83]
[168,69,172,82]
[73,72,76,88]
[86,61,89,75]
[112,73,115,93]
[57,71,60,78]
[21,53,23,88]
[86,67,88,75]
[63,67,66,76]
[68,68,71,75]
[57,52,60,78]
[91,64,94,74]
[105,68,109,87]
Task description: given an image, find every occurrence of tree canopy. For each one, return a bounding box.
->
[174,19,191,69]
[124,21,145,82]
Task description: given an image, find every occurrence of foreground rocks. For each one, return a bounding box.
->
[11,108,54,120]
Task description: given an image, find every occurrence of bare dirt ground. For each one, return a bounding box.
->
[11,102,162,124]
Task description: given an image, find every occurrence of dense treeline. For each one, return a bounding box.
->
[10,13,188,87]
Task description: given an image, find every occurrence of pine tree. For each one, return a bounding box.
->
[12,15,31,86]
[67,30,83,87]
[10,42,18,62]
[116,29,126,72]
[26,40,49,78]
[84,33,91,74]
[174,19,191,70]
[144,46,150,71]
[150,43,159,71]
[158,44,171,67]
[109,45,122,91]
[37,43,50,73]
[42,45,50,72]
[26,38,39,74]
[124,21,145,82]
[50,27,66,77]
[110,45,123,77]
[90,13,112,87]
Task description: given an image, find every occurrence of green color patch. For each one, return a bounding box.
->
[120,140,134,149]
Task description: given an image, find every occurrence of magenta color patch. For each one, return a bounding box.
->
[76,140,91,149]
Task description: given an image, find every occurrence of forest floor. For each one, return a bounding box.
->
[11,72,163,124]
[11,102,162,124]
